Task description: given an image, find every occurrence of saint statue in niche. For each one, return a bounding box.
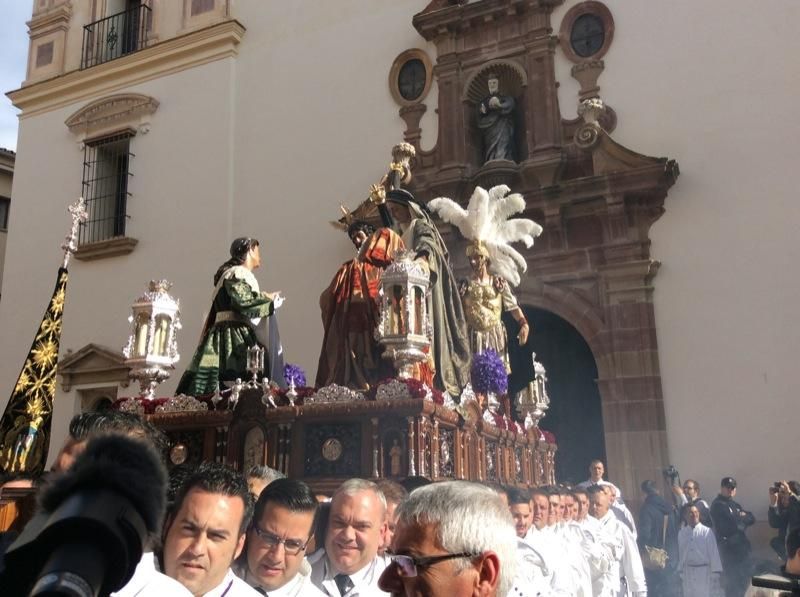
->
[389,439,402,476]
[243,426,265,472]
[477,73,516,163]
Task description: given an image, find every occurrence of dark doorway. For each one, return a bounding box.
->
[505,306,605,484]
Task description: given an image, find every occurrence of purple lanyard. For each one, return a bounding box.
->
[219,579,234,597]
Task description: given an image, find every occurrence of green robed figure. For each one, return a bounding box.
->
[176,237,283,396]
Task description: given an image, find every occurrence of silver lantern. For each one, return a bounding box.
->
[376,249,431,379]
[123,280,181,400]
[516,352,550,429]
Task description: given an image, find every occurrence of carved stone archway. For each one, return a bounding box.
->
[403,0,679,508]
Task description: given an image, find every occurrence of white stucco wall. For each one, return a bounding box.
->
[552,0,800,545]
[0,57,238,459]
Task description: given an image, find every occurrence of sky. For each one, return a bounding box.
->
[0,3,33,151]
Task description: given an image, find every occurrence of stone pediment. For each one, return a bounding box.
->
[64,93,159,139]
[574,120,679,179]
[59,343,130,391]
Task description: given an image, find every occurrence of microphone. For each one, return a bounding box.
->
[1,433,167,597]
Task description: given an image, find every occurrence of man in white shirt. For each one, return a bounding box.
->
[378,481,517,597]
[561,489,613,597]
[162,462,261,596]
[605,485,637,538]
[573,487,619,597]
[577,460,635,532]
[546,489,592,597]
[578,460,615,492]
[309,478,388,596]
[589,485,647,597]
[237,478,325,596]
[113,551,192,597]
[678,504,723,597]
[522,488,574,596]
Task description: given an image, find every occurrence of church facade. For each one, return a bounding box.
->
[2,0,798,544]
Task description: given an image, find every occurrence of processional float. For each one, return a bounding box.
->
[112,145,556,490]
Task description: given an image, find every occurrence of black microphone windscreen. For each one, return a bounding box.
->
[39,434,167,536]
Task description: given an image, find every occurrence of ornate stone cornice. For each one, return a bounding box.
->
[413,0,562,41]
[65,93,159,136]
[28,3,72,36]
[9,19,246,118]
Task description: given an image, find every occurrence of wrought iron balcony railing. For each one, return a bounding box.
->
[81,4,151,70]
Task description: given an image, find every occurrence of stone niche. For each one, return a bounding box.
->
[394,0,680,506]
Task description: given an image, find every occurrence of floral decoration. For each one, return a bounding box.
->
[470,350,508,395]
[283,363,307,388]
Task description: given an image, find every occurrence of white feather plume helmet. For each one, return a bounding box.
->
[428,185,543,286]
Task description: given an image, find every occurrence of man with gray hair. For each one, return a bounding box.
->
[309,478,388,596]
[378,481,518,597]
[246,464,285,499]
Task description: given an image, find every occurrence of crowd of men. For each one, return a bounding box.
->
[2,412,800,597]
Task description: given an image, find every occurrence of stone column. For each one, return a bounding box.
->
[597,259,668,512]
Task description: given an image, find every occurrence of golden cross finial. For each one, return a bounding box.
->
[61,197,88,269]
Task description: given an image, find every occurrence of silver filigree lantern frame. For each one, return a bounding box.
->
[516,352,550,429]
[376,250,432,379]
[123,280,181,400]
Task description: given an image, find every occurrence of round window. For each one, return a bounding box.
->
[570,13,605,58]
[398,58,427,102]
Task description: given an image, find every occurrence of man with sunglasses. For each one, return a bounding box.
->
[237,478,324,596]
[378,481,517,597]
[672,479,712,527]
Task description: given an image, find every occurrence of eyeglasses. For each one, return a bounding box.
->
[385,550,482,577]
[683,485,696,491]
[250,525,309,555]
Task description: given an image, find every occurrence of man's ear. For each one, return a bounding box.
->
[234,533,247,560]
[473,551,500,597]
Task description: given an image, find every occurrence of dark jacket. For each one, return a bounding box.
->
[638,493,680,559]
[711,493,754,560]
[771,495,800,535]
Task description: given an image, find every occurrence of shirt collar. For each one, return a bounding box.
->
[323,554,380,593]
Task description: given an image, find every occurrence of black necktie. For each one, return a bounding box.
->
[334,573,353,596]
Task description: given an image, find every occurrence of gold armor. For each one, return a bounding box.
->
[461,277,518,373]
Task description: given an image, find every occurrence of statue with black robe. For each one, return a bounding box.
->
[477,73,516,163]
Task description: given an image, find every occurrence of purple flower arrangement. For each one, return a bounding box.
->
[283,363,307,388]
[470,349,508,395]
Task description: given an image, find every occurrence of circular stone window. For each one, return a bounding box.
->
[398,59,426,101]
[389,49,433,106]
[570,14,605,58]
[559,2,615,63]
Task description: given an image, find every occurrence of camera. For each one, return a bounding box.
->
[663,465,679,479]
[0,435,166,597]
[752,574,800,594]
[662,465,681,488]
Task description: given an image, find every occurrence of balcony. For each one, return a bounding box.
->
[81,5,151,70]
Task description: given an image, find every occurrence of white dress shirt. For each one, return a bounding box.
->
[595,511,647,597]
[112,552,192,597]
[239,559,326,597]
[308,550,389,596]
[203,568,263,597]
